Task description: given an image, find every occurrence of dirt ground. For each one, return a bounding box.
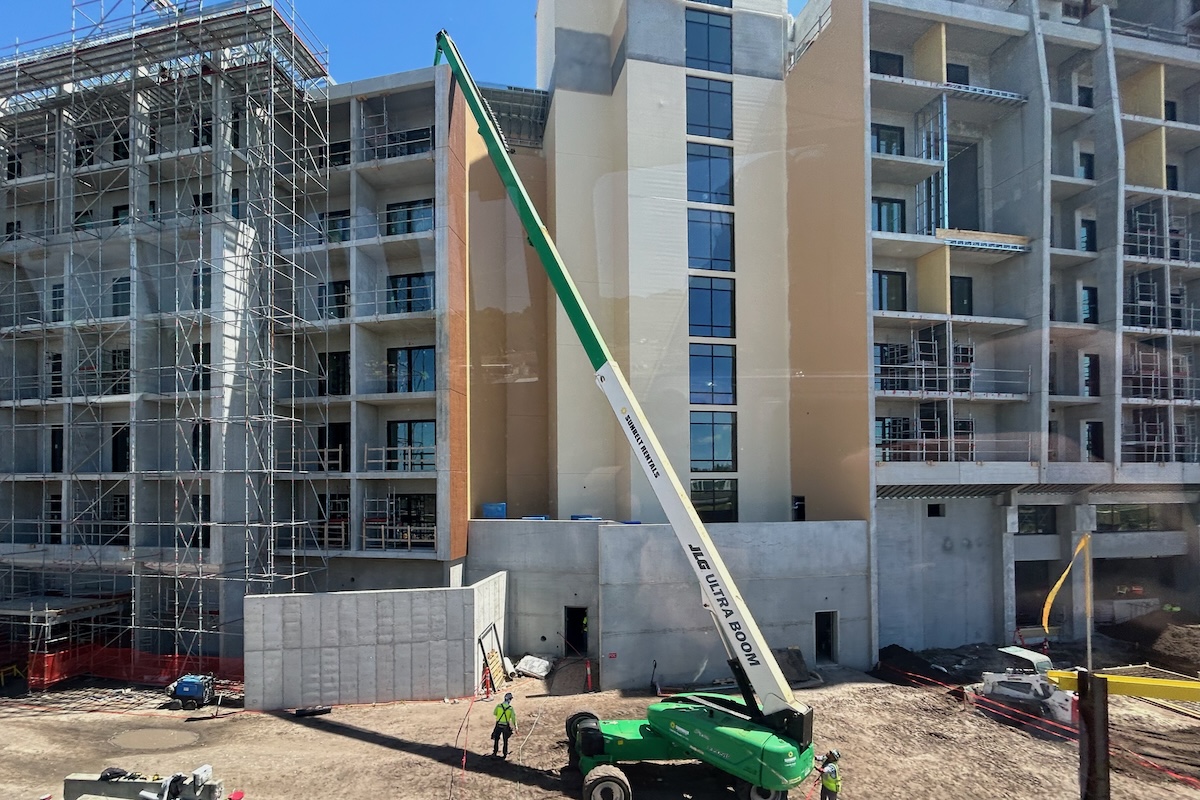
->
[3,668,1199,800]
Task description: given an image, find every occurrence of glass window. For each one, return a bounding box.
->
[1085,420,1104,461]
[50,283,65,322]
[387,419,436,471]
[386,199,435,236]
[75,138,95,168]
[387,272,435,313]
[1082,353,1100,396]
[1081,286,1098,324]
[689,276,735,337]
[687,77,733,139]
[111,276,131,317]
[1096,504,1155,532]
[1167,164,1179,191]
[690,343,736,404]
[946,63,970,85]
[869,51,904,77]
[690,411,736,472]
[192,267,212,310]
[871,124,905,156]
[690,479,738,522]
[1077,152,1095,180]
[111,205,130,226]
[388,346,436,393]
[192,192,214,213]
[685,9,732,74]
[191,342,211,391]
[191,421,211,470]
[872,270,906,312]
[1017,506,1057,535]
[1165,100,1178,121]
[687,209,734,271]
[318,351,350,396]
[1080,218,1097,252]
[1077,85,1093,108]
[687,143,734,205]
[872,197,905,233]
[950,276,973,316]
[323,209,351,243]
[318,280,350,318]
[5,220,21,241]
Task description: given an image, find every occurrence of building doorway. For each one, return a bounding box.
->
[814,610,838,664]
[564,606,588,656]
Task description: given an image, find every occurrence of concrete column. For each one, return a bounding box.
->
[1067,503,1096,639]
[54,105,76,233]
[999,504,1018,643]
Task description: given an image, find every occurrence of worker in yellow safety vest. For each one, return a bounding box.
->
[815,749,842,799]
[490,692,518,758]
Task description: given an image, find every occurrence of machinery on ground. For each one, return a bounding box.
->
[965,646,1076,725]
[434,31,816,800]
[165,673,216,710]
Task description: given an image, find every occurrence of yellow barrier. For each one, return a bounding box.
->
[1048,670,1200,702]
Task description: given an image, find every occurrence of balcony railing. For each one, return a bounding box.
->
[277,520,349,550]
[362,445,435,472]
[276,447,349,472]
[875,433,1035,463]
[362,523,435,551]
[362,126,434,162]
[289,282,436,322]
[873,365,1030,395]
[1112,19,1200,50]
[1125,230,1200,262]
[278,204,435,250]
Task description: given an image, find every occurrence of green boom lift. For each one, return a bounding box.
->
[435,31,816,800]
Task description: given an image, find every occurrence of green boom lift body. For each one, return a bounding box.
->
[435,31,815,799]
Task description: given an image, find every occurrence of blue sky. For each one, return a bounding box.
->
[8,1,807,88]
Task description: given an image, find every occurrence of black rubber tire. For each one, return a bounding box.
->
[734,779,788,800]
[565,709,599,743]
[182,699,198,711]
[582,764,632,800]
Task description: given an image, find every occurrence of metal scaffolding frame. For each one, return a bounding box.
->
[0,0,335,679]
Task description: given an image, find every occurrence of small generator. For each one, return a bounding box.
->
[168,674,215,710]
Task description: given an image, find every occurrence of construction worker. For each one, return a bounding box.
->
[491,692,518,758]
[814,749,842,800]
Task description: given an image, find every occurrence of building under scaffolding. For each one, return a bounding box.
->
[0,0,333,685]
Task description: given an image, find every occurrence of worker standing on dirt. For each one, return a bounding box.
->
[491,692,518,758]
[814,749,842,799]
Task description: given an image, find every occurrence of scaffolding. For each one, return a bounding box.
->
[0,0,335,686]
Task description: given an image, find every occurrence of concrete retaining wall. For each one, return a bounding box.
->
[467,519,872,689]
[243,572,505,710]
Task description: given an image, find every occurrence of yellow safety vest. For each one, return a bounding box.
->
[494,702,515,725]
[821,763,842,792]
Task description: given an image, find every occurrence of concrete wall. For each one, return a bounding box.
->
[466,518,872,689]
[242,572,505,710]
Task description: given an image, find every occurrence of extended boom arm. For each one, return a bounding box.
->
[434,31,810,734]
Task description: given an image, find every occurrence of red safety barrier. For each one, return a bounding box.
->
[26,645,243,690]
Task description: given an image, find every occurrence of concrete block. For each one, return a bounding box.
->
[338,644,359,705]
[357,645,377,703]
[262,601,284,652]
[300,647,322,707]
[376,641,396,703]
[243,650,264,710]
[411,641,431,699]
[281,647,302,709]
[299,594,322,650]
[429,643,448,698]
[394,591,413,643]
[281,595,303,647]
[356,593,377,645]
[377,591,396,645]
[262,648,284,711]
[320,596,340,647]
[411,592,431,641]
[394,642,413,698]
[242,597,264,653]
[320,647,340,705]
[339,593,359,647]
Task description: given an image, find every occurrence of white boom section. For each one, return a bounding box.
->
[596,363,807,718]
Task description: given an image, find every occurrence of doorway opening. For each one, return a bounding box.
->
[814,610,838,664]
[564,606,588,656]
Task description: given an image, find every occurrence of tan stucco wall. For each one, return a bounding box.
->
[913,22,946,84]
[1125,128,1166,189]
[785,0,872,522]
[1119,63,1165,119]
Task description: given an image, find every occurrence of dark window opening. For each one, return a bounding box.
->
[814,611,838,663]
[75,139,95,168]
[318,351,350,396]
[4,220,20,241]
[1082,353,1100,396]
[318,280,350,319]
[386,419,436,471]
[322,209,351,243]
[870,50,904,77]
[319,423,352,472]
[191,342,211,391]
[1077,85,1093,108]
[192,266,212,310]
[112,276,131,317]
[871,124,905,156]
[6,150,21,179]
[1078,152,1095,180]
[950,275,973,316]
[690,478,737,522]
[1165,100,1178,121]
[1081,286,1099,324]
[1080,218,1097,252]
[387,272,435,313]
[1085,420,1104,461]
[111,425,130,473]
[112,205,130,226]
[50,426,64,472]
[872,270,907,312]
[112,129,130,162]
[191,421,211,470]
[1017,505,1057,535]
[386,199,435,236]
[387,346,436,393]
[192,192,214,214]
[927,503,946,517]
[1167,165,1179,191]
[946,63,970,86]
[791,496,806,521]
[564,606,588,656]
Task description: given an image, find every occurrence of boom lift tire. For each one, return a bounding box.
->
[566,710,599,742]
[734,778,788,800]
[582,764,632,800]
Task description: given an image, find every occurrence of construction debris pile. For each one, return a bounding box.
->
[1101,610,1200,673]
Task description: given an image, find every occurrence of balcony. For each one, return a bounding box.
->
[362,445,436,473]
[277,520,349,551]
[277,202,435,253]
[873,364,1029,399]
[276,447,350,473]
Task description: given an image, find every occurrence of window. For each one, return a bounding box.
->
[872,197,905,233]
[50,283,65,322]
[690,411,736,472]
[692,0,732,5]
[186,494,211,548]
[329,140,352,166]
[1079,218,1097,252]
[193,118,213,148]
[191,421,211,470]
[232,187,242,220]
[110,349,130,394]
[75,139,95,168]
[192,192,214,214]
[387,272,435,313]
[1096,504,1155,532]
[1085,420,1104,461]
[386,419,436,471]
[927,503,946,517]
[318,280,350,319]
[686,77,733,139]
[318,351,350,396]
[6,150,21,179]
[869,51,904,77]
[74,211,95,231]
[322,209,351,243]
[1167,165,1179,191]
[871,124,905,156]
[1063,1,1088,20]
[689,276,735,337]
[386,199,435,236]
[111,276,131,317]
[1081,285,1098,324]
[4,220,20,242]
[50,426,64,472]
[687,143,733,205]
[47,353,63,397]
[690,479,737,522]
[1017,506,1057,535]
[1077,85,1093,108]
[112,129,129,162]
[387,346,436,393]
[690,343,736,404]
[687,209,734,271]
[872,270,906,311]
[1082,353,1100,396]
[1077,152,1095,180]
[389,492,437,527]
[191,342,211,391]
[685,9,732,74]
[1165,100,1178,121]
[792,496,805,521]
[192,266,212,310]
[112,205,130,226]
[950,276,973,316]
[112,422,130,472]
[231,108,242,150]
[874,343,912,391]
[946,63,970,86]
